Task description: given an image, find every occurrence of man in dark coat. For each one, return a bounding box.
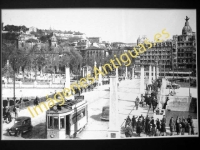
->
[3,107,6,121]
[152,96,158,113]
[136,118,143,137]
[131,115,138,131]
[125,116,131,128]
[145,115,150,134]
[169,117,175,136]
[156,118,161,135]
[35,96,39,106]
[160,120,166,136]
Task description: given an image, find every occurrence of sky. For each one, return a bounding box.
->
[2,9,196,43]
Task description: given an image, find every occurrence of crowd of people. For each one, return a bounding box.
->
[124,114,195,137]
[124,114,167,137]
[3,105,19,124]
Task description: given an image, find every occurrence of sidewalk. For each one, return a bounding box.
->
[119,78,198,138]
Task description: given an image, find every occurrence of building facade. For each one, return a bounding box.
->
[135,38,173,72]
[88,37,102,44]
[172,16,196,72]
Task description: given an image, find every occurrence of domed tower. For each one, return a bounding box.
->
[182,16,192,36]
[49,33,57,47]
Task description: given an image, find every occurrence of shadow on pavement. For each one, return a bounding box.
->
[23,122,47,139]
[90,113,108,122]
[119,99,134,102]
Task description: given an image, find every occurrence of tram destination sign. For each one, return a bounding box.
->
[74,95,84,100]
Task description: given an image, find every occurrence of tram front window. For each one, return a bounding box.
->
[60,117,64,129]
[54,117,59,129]
[48,116,53,129]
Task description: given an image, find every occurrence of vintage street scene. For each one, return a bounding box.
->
[1,9,198,140]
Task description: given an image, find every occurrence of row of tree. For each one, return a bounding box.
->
[2,40,83,82]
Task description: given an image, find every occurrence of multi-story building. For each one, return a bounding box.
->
[135,36,173,76]
[172,16,196,72]
[134,16,196,77]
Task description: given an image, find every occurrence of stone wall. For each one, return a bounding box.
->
[166,96,191,111]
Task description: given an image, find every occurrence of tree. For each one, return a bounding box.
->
[4,25,28,33]
[2,61,14,83]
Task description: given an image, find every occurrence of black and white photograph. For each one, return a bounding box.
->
[1,8,198,140]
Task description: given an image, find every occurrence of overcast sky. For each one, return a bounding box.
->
[2,9,196,43]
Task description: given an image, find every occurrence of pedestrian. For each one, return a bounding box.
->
[185,119,189,133]
[188,122,191,135]
[181,119,186,135]
[136,118,143,137]
[35,96,39,106]
[152,96,158,113]
[149,121,156,137]
[135,96,139,110]
[125,116,131,128]
[169,117,175,136]
[125,124,133,137]
[187,115,192,125]
[191,119,195,135]
[156,118,161,136]
[145,115,150,134]
[131,115,137,131]
[139,114,145,131]
[176,117,181,135]
[148,96,152,109]
[162,115,166,124]
[13,106,17,119]
[6,108,12,123]
[140,95,145,107]
[3,107,7,122]
[146,120,151,136]
[160,120,166,136]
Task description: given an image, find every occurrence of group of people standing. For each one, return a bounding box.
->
[125,114,167,137]
[3,106,19,124]
[124,114,196,137]
[169,115,195,135]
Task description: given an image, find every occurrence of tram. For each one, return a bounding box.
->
[46,95,88,139]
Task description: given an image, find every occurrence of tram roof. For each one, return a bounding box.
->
[47,99,87,114]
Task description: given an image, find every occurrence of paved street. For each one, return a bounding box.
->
[2,84,110,139]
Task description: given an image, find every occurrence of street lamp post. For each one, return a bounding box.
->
[164,60,166,78]
[13,63,16,107]
[189,72,191,97]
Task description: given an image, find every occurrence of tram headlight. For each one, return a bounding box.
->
[50,134,54,138]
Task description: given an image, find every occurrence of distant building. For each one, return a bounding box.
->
[18,33,39,49]
[26,26,37,34]
[88,37,102,44]
[49,33,57,47]
[80,45,105,66]
[73,32,86,39]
